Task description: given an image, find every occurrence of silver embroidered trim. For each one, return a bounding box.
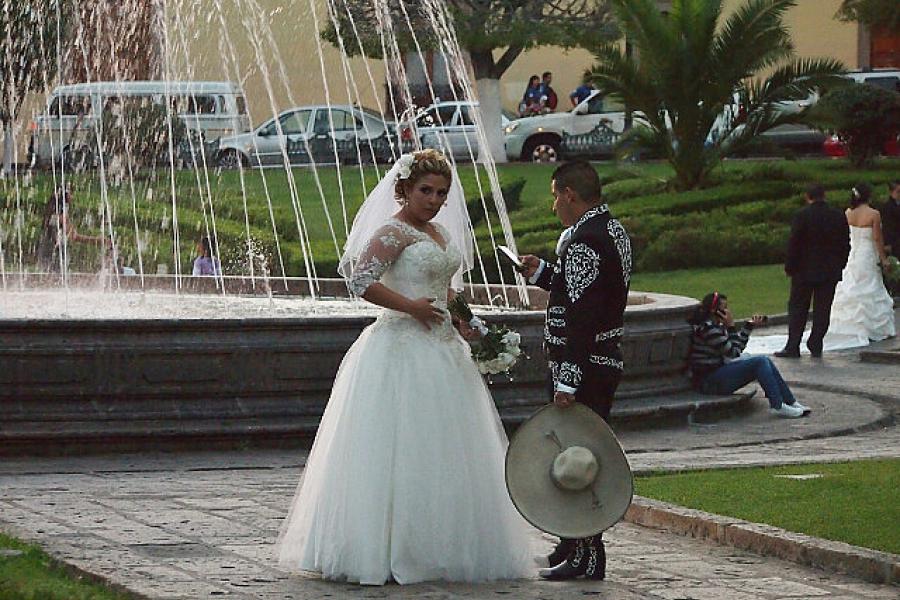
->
[596,327,623,341]
[565,242,600,303]
[559,361,582,387]
[590,355,624,370]
[607,218,632,286]
[544,331,567,346]
[573,204,609,231]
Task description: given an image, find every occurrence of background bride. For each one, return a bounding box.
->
[277,149,533,585]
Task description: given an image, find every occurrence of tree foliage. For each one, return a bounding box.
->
[322,0,617,80]
[810,83,900,167]
[589,0,847,190]
[85,100,188,172]
[0,2,73,125]
[835,0,900,30]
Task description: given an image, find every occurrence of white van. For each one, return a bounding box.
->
[29,81,251,168]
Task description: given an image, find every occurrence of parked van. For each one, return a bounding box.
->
[28,81,251,168]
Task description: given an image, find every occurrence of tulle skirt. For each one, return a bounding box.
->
[276,312,534,585]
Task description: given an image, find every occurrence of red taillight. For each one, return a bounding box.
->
[400,126,412,141]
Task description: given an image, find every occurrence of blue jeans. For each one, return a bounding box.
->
[700,356,796,409]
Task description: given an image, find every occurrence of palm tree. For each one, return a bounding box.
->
[589,0,847,190]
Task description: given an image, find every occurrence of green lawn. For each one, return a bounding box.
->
[2,158,897,282]
[636,459,900,554]
[0,532,131,599]
[632,263,790,318]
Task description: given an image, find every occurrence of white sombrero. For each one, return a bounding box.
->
[505,403,633,539]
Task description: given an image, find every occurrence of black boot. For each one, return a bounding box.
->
[545,538,575,567]
[583,536,606,580]
[539,538,587,580]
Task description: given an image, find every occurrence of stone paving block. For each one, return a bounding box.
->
[647,586,763,600]
[712,576,833,596]
[829,582,900,598]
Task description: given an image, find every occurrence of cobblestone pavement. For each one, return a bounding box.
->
[1,338,898,599]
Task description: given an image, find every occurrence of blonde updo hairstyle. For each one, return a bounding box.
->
[394,149,452,203]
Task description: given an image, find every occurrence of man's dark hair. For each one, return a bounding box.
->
[542,71,552,79]
[805,184,826,202]
[552,161,602,204]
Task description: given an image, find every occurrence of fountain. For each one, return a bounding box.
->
[0,1,706,454]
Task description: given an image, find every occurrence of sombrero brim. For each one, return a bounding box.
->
[505,403,633,539]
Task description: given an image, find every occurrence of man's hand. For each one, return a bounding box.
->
[519,255,541,279]
[554,390,576,409]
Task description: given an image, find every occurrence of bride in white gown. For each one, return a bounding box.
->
[828,184,896,343]
[747,184,895,355]
[277,150,533,585]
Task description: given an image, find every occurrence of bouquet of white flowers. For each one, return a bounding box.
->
[448,295,524,375]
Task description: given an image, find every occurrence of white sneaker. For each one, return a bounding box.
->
[771,403,805,418]
[789,401,811,415]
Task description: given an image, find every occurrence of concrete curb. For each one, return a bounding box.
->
[625,495,899,585]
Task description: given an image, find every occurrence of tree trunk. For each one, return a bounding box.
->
[2,120,14,176]
[474,78,506,164]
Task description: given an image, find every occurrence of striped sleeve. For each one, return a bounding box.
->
[689,320,753,372]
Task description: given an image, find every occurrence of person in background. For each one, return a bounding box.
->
[519,75,543,117]
[192,236,221,276]
[689,292,809,419]
[538,71,558,111]
[36,186,110,272]
[570,73,596,107]
[776,184,850,358]
[881,180,899,259]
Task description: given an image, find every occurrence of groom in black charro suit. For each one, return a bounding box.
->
[776,184,850,358]
[520,160,632,580]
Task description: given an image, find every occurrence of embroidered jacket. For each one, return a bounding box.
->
[531,204,632,393]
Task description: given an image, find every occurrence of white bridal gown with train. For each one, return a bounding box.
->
[747,225,896,355]
[277,219,533,585]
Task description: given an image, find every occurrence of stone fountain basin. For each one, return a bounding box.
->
[0,281,698,453]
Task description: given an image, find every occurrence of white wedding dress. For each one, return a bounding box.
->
[277,218,533,585]
[747,225,896,355]
[827,226,896,342]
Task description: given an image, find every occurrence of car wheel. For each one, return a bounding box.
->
[523,137,560,163]
[217,150,246,169]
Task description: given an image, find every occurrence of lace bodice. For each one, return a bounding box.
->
[348,218,462,303]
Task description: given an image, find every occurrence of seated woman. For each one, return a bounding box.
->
[192,236,221,276]
[688,292,810,419]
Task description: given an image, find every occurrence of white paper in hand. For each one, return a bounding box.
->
[497,245,525,272]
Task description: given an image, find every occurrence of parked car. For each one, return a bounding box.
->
[823,134,900,158]
[398,101,513,161]
[504,91,629,162]
[29,81,251,169]
[215,105,396,168]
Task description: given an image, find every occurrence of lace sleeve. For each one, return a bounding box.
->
[347,223,410,296]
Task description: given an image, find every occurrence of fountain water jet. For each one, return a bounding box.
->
[0,1,707,454]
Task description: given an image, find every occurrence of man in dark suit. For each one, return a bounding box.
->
[776,184,850,358]
[520,161,632,580]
